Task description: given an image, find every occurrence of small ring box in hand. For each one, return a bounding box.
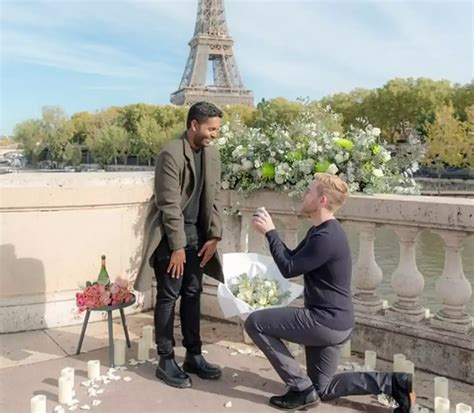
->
[253,206,267,217]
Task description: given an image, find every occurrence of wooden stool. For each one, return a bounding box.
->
[76,295,136,366]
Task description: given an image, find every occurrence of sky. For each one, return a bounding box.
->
[1,0,473,135]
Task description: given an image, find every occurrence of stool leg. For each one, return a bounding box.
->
[76,310,91,355]
[119,308,131,348]
[108,311,114,367]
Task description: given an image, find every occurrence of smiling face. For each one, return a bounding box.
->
[189,116,221,148]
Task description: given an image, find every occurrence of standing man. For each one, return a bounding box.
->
[135,101,224,389]
[246,173,415,412]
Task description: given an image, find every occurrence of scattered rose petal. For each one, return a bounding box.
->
[79,405,91,410]
[92,400,101,407]
[224,401,232,408]
[103,379,110,385]
[202,350,209,354]
[81,381,91,387]
[137,360,146,364]
[230,352,238,356]
[54,406,65,413]
[123,376,132,382]
[151,360,159,365]
[147,358,156,363]
[68,406,78,412]
[232,373,239,378]
[108,368,116,373]
[96,389,104,395]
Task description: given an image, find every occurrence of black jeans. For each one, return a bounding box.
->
[153,245,203,358]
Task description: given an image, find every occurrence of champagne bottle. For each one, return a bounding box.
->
[97,255,110,285]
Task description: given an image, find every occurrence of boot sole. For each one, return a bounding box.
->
[182,363,222,380]
[269,399,320,411]
[155,368,192,389]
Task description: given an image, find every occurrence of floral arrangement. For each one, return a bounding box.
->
[216,104,423,197]
[229,273,290,309]
[76,276,133,312]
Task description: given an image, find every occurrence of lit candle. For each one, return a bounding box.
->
[435,397,450,413]
[61,367,75,388]
[425,309,430,319]
[114,339,126,366]
[403,360,415,375]
[142,325,154,349]
[138,338,149,361]
[30,395,46,413]
[364,350,377,370]
[341,340,351,358]
[456,403,472,413]
[382,300,389,309]
[434,376,449,399]
[58,376,72,404]
[87,360,101,380]
[393,354,406,372]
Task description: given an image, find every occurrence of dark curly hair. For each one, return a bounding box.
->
[186,101,223,129]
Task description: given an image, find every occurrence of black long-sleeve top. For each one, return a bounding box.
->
[265,219,354,331]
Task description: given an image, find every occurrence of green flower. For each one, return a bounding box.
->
[362,162,375,175]
[261,163,276,179]
[335,138,354,151]
[371,144,381,155]
[315,160,330,173]
[287,151,303,161]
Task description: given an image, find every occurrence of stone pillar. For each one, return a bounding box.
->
[280,215,299,250]
[352,223,384,313]
[238,211,252,253]
[431,230,473,333]
[388,226,425,322]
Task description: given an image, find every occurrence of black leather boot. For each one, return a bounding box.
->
[392,373,416,413]
[155,357,192,389]
[182,353,222,380]
[269,386,319,411]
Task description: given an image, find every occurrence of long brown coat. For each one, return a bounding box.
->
[134,133,224,292]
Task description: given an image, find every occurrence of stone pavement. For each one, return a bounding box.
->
[1,311,472,413]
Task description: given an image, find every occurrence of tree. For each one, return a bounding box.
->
[425,104,470,192]
[63,143,82,167]
[13,119,45,164]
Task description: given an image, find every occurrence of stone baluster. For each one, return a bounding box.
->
[431,230,473,333]
[238,211,252,253]
[352,223,384,313]
[388,226,425,321]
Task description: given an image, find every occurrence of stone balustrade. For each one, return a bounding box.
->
[1,173,472,382]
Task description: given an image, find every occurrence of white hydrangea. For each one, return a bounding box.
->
[372,168,384,178]
[327,163,339,175]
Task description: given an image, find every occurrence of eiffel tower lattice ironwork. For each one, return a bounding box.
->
[170,0,254,107]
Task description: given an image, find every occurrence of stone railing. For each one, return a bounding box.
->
[1,173,472,381]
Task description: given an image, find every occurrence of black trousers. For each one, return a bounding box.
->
[245,307,393,399]
[153,245,203,358]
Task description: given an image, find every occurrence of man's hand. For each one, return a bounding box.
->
[167,248,186,279]
[198,239,219,268]
[252,209,275,235]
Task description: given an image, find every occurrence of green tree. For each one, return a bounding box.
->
[14,119,45,164]
[425,103,470,191]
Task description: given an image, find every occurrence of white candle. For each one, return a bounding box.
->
[393,353,406,372]
[364,350,377,370]
[456,403,472,413]
[425,309,430,319]
[403,360,415,375]
[138,338,149,361]
[61,367,75,388]
[87,360,100,380]
[114,339,126,366]
[435,397,450,413]
[30,395,46,413]
[434,376,449,399]
[142,325,154,349]
[341,340,351,358]
[382,300,389,309]
[58,376,73,404]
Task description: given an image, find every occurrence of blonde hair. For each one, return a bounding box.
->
[313,173,350,212]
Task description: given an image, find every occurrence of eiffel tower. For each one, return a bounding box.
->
[170,0,254,107]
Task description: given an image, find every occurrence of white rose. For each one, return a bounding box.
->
[275,175,285,184]
[221,181,230,190]
[335,153,345,164]
[372,127,381,137]
[242,159,253,170]
[254,160,261,168]
[327,164,339,175]
[372,168,384,178]
[217,137,227,145]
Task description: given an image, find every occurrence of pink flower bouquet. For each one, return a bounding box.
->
[76,276,133,312]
